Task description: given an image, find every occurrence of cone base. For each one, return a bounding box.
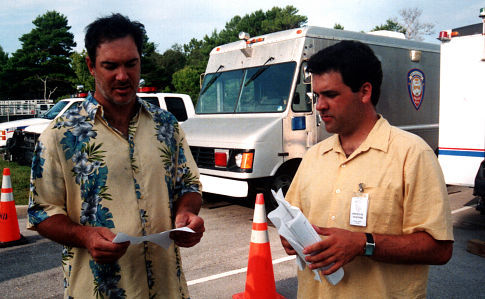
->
[0,234,28,248]
[232,291,286,299]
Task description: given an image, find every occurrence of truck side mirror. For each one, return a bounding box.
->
[302,63,311,84]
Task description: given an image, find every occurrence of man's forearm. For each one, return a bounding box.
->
[174,192,202,216]
[36,214,90,248]
[371,231,453,265]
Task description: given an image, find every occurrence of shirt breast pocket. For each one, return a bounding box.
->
[364,184,403,234]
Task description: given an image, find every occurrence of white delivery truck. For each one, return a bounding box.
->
[181,26,441,209]
[437,8,485,213]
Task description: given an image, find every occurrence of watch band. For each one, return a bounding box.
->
[364,233,375,256]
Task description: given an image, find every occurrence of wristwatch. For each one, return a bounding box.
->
[364,233,375,256]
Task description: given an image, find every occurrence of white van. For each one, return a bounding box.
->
[437,9,485,213]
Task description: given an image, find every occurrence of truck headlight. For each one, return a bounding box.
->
[235,152,254,170]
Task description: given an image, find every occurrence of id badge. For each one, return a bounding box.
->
[350,192,369,227]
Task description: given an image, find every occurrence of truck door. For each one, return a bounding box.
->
[282,62,317,160]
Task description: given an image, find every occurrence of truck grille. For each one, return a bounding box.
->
[189,146,214,168]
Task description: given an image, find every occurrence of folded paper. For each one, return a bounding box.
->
[112,227,195,249]
[267,189,344,285]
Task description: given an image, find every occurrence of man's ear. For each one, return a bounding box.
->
[360,82,373,104]
[86,56,95,76]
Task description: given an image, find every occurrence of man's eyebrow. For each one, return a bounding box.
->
[100,58,139,65]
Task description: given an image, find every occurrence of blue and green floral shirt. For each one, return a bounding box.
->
[27,95,201,299]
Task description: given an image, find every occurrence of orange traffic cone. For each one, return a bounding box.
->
[0,168,27,247]
[233,193,285,299]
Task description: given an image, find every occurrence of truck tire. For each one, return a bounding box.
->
[265,171,294,213]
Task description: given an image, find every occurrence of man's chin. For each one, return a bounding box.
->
[111,93,137,106]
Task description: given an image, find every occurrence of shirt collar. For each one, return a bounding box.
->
[320,114,391,156]
[82,94,156,123]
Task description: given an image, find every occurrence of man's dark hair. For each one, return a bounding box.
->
[84,13,145,64]
[307,40,383,106]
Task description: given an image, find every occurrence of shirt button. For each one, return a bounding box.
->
[331,215,336,220]
[341,164,346,168]
[336,189,341,194]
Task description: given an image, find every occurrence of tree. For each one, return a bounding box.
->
[6,11,76,99]
[399,8,434,41]
[0,46,9,98]
[142,45,187,91]
[334,23,344,30]
[70,50,95,92]
[172,66,200,104]
[371,19,406,34]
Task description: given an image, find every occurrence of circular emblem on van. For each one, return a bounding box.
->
[407,69,425,110]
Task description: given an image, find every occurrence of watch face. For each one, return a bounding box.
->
[365,233,375,256]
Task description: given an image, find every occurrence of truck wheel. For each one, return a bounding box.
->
[265,171,294,213]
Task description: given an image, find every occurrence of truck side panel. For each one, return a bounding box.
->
[438,34,485,186]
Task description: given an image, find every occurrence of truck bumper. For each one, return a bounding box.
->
[200,174,248,198]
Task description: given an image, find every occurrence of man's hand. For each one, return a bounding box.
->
[36,214,129,264]
[303,226,365,275]
[170,211,205,247]
[82,226,130,264]
[280,236,297,255]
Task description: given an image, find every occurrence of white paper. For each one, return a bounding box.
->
[112,227,195,249]
[267,189,344,285]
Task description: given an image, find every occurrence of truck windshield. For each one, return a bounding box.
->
[42,101,70,120]
[196,62,296,114]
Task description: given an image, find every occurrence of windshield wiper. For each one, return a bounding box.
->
[200,65,224,95]
[243,57,274,87]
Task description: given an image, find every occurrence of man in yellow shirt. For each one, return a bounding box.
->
[281,40,453,298]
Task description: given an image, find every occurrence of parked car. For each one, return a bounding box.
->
[3,90,195,165]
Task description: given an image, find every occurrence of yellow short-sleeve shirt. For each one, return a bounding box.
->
[286,116,453,299]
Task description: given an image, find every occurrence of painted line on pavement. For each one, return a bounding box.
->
[188,204,474,286]
[452,206,473,214]
[187,255,296,286]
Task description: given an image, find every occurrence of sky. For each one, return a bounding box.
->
[1,0,485,55]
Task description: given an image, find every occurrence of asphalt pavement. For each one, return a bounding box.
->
[1,186,484,298]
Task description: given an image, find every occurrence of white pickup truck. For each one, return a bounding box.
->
[2,91,195,164]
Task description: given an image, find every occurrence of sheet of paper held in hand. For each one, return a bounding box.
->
[267,189,344,285]
[112,227,195,249]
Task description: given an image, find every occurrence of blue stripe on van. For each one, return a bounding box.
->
[438,149,485,158]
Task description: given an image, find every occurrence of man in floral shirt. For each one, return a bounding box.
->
[27,14,204,298]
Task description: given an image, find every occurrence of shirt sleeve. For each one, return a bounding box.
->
[402,146,454,241]
[27,127,68,229]
[173,124,202,201]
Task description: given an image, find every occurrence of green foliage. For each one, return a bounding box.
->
[371,19,406,34]
[142,45,187,91]
[70,50,95,92]
[172,66,200,104]
[334,23,344,30]
[3,11,76,100]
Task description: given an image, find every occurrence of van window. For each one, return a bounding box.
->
[165,97,188,121]
[140,96,161,107]
[292,64,313,112]
[196,62,296,114]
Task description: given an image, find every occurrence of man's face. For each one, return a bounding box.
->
[313,71,366,136]
[87,36,140,107]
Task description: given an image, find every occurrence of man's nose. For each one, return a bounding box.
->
[315,96,328,111]
[115,67,129,81]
